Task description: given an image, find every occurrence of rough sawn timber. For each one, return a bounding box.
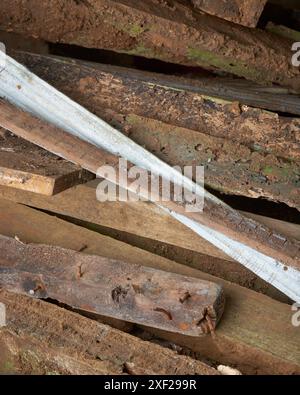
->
[0,197,290,302]
[11,52,300,163]
[191,0,267,27]
[0,131,94,195]
[0,99,299,292]
[0,201,299,374]
[8,52,299,209]
[0,235,225,336]
[0,291,218,375]
[1,0,300,90]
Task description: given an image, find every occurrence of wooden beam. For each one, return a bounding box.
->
[0,198,290,303]
[6,51,298,209]
[266,22,300,42]
[0,99,299,302]
[0,177,299,299]
[1,1,299,90]
[12,52,300,162]
[0,235,225,336]
[118,113,300,209]
[0,200,298,374]
[0,131,94,195]
[0,291,218,375]
[191,0,267,27]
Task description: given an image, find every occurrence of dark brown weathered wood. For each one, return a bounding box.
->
[0,204,299,375]
[11,52,300,162]
[0,291,218,375]
[0,132,94,195]
[1,0,300,90]
[0,329,117,375]
[0,99,299,280]
[0,197,292,302]
[0,235,225,336]
[7,52,299,209]
[191,0,267,27]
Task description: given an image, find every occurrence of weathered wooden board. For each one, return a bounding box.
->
[1,173,299,297]
[0,235,225,336]
[118,113,300,209]
[0,131,94,195]
[0,291,218,375]
[5,53,298,209]
[266,22,300,42]
[1,1,299,90]
[191,0,267,27]
[0,197,289,302]
[0,329,117,375]
[0,99,299,294]
[0,201,299,374]
[12,52,300,162]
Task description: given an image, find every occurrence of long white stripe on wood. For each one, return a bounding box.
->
[0,52,299,301]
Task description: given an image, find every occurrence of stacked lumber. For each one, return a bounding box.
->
[0,0,299,377]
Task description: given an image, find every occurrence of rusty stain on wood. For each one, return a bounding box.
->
[0,235,225,336]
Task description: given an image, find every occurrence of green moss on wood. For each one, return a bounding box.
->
[187,48,265,82]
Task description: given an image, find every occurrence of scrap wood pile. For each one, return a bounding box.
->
[0,0,299,376]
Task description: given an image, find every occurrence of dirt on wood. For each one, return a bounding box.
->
[191,0,267,27]
[1,0,300,90]
[0,131,82,177]
[0,290,219,375]
[11,52,300,208]
[0,235,225,336]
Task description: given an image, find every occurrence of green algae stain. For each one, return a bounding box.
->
[2,360,14,373]
[128,24,145,37]
[187,47,264,81]
[263,166,274,175]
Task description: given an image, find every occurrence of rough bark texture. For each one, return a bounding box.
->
[0,235,225,336]
[10,52,300,207]
[191,0,267,27]
[1,0,300,90]
[0,290,218,375]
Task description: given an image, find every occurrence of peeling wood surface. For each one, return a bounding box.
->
[0,198,289,302]
[0,202,299,374]
[0,235,225,336]
[12,52,300,162]
[0,99,299,294]
[0,291,218,375]
[1,1,300,90]
[0,132,94,195]
[191,0,267,27]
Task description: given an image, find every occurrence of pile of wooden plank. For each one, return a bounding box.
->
[0,0,299,376]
